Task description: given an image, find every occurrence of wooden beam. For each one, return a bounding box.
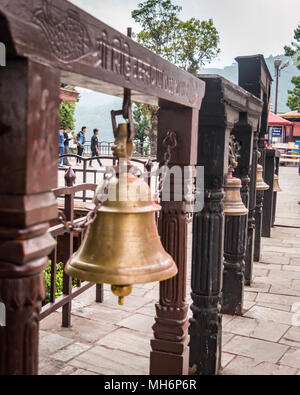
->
[0,0,205,108]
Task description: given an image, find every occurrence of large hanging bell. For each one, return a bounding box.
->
[65,163,177,305]
[223,173,248,216]
[273,174,282,192]
[256,164,269,191]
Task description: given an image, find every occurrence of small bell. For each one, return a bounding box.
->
[223,173,248,216]
[224,135,248,216]
[256,164,269,191]
[65,124,178,305]
[273,174,282,192]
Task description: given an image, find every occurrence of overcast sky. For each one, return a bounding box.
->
[69,0,300,68]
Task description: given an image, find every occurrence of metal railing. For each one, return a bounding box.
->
[78,141,150,157]
[40,174,103,327]
[58,154,157,201]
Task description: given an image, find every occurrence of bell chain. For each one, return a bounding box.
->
[58,169,115,233]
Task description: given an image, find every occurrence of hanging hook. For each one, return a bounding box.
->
[111,88,135,142]
[111,27,135,142]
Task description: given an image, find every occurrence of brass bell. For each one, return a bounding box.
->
[273,174,282,192]
[223,173,248,216]
[256,164,269,191]
[65,124,177,305]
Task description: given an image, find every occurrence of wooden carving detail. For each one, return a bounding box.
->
[0,59,59,375]
[245,131,258,285]
[33,0,92,63]
[0,274,45,375]
[151,202,190,375]
[222,215,247,315]
[189,188,224,375]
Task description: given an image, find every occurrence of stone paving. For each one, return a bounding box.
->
[40,166,300,375]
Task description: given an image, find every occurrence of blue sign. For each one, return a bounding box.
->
[271,127,283,137]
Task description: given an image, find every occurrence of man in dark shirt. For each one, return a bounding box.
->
[63,127,72,166]
[89,129,103,167]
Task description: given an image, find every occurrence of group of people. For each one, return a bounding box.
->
[58,127,103,167]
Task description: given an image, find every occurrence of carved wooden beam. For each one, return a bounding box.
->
[0,0,204,109]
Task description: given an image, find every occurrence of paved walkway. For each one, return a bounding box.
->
[40,166,300,375]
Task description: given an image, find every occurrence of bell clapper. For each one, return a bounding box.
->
[111,285,133,305]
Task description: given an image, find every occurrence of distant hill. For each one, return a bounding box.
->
[201,54,300,114]
[74,54,300,140]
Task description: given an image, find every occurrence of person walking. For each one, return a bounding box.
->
[58,127,65,167]
[89,128,103,167]
[63,127,72,166]
[75,126,87,164]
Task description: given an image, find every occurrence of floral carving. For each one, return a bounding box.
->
[33,0,92,63]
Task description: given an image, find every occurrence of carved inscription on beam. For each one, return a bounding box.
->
[0,0,205,108]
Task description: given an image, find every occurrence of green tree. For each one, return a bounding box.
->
[132,0,181,56]
[287,76,300,111]
[284,24,300,69]
[131,0,220,155]
[175,18,220,74]
[132,0,220,73]
[60,101,76,130]
[285,24,300,111]
[133,103,150,155]
[59,84,80,131]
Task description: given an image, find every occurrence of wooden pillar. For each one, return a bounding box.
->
[235,55,272,279]
[150,106,199,375]
[0,59,59,374]
[189,75,262,374]
[262,149,276,238]
[222,214,248,315]
[245,130,258,282]
[189,76,233,375]
[222,117,254,314]
[254,188,265,261]
[272,153,281,227]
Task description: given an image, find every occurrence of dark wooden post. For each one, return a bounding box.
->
[189,76,232,376]
[262,149,276,237]
[235,55,272,278]
[254,179,266,261]
[222,116,254,315]
[272,152,281,227]
[0,59,59,374]
[245,130,258,282]
[150,106,200,375]
[223,213,248,315]
[62,168,76,327]
[189,75,263,374]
